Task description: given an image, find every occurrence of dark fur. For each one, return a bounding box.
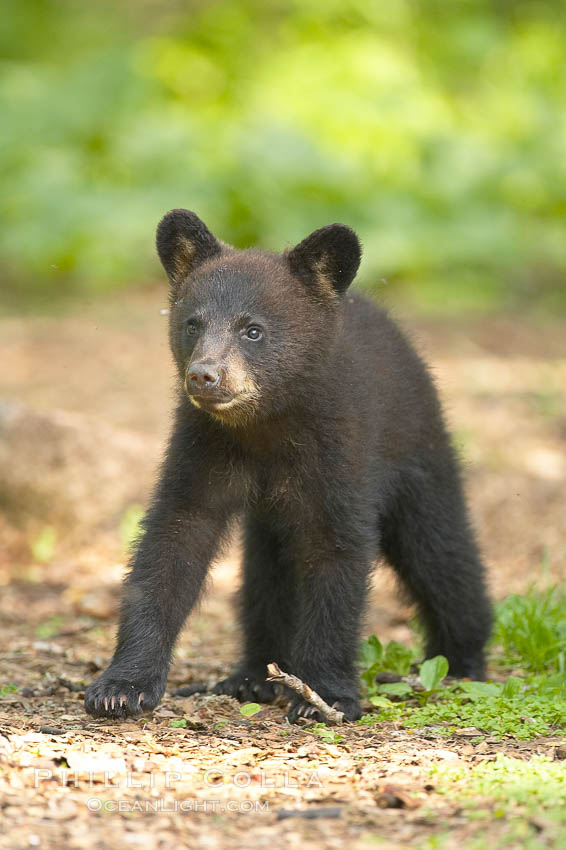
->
[85,211,492,722]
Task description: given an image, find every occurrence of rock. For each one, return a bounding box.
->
[0,400,157,533]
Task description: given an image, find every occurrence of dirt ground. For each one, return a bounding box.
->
[0,287,565,849]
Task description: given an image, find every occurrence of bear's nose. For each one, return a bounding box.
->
[187,362,220,391]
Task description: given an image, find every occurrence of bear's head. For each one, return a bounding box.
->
[156,209,362,426]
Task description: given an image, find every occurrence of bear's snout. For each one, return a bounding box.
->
[186,361,221,392]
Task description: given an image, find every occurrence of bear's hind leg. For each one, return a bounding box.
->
[381,468,492,680]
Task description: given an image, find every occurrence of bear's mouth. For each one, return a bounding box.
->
[187,391,235,411]
[186,387,261,419]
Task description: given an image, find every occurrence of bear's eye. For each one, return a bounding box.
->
[186,320,198,336]
[245,326,262,341]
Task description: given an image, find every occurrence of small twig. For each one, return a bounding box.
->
[266,662,344,726]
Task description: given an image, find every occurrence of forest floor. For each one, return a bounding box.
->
[0,287,565,849]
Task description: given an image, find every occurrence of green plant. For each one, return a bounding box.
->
[493,584,566,673]
[431,753,566,812]
[358,583,566,740]
[240,702,262,718]
[415,656,449,705]
[360,670,566,740]
[368,655,449,705]
[311,723,343,744]
[420,755,566,849]
[168,718,187,728]
[359,635,414,691]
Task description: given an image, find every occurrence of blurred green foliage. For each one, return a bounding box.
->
[30,525,57,564]
[119,503,145,552]
[1,0,565,312]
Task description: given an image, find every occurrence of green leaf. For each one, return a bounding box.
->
[360,634,383,668]
[168,718,187,728]
[369,695,394,709]
[383,641,413,676]
[312,723,342,744]
[419,656,449,692]
[377,681,413,697]
[240,702,262,717]
[459,681,502,701]
[360,664,380,691]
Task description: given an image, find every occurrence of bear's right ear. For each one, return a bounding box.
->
[156,209,222,286]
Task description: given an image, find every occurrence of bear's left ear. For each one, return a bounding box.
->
[286,223,362,296]
[156,209,222,286]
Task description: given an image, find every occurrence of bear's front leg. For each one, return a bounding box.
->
[286,542,371,724]
[85,495,231,719]
[212,511,296,704]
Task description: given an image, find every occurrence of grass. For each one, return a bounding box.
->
[431,753,566,810]
[419,755,566,849]
[494,584,566,674]
[357,578,566,740]
[353,582,566,848]
[374,674,566,739]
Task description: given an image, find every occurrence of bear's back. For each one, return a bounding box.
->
[340,292,446,457]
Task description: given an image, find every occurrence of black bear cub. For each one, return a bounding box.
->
[85,210,492,723]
